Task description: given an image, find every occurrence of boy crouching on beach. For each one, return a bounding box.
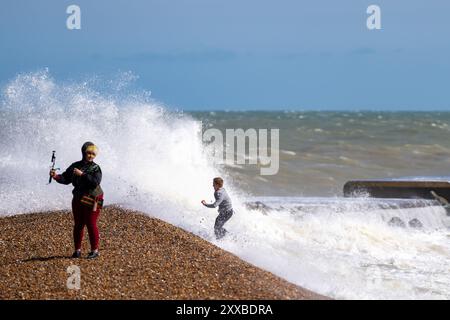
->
[201,177,234,239]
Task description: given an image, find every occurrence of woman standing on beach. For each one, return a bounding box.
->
[50,142,104,259]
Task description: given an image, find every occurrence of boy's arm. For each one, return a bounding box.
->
[203,191,224,208]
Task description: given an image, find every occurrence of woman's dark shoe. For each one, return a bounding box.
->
[71,251,81,258]
[87,251,99,259]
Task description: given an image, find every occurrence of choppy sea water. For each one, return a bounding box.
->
[189,110,450,197]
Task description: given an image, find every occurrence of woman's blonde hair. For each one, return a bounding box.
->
[81,141,98,156]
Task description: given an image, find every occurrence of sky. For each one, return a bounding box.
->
[1,0,450,110]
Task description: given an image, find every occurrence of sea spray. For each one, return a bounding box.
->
[0,70,248,247]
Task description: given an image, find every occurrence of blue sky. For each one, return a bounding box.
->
[1,0,450,110]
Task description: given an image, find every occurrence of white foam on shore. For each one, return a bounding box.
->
[227,197,450,299]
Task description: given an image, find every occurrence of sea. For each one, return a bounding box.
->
[1,70,449,299]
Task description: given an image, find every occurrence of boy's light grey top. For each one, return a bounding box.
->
[204,187,233,213]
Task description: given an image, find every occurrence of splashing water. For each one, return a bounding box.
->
[1,70,450,299]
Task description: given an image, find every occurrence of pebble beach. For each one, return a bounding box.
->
[0,206,325,300]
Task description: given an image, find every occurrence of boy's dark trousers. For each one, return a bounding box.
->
[214,209,233,239]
